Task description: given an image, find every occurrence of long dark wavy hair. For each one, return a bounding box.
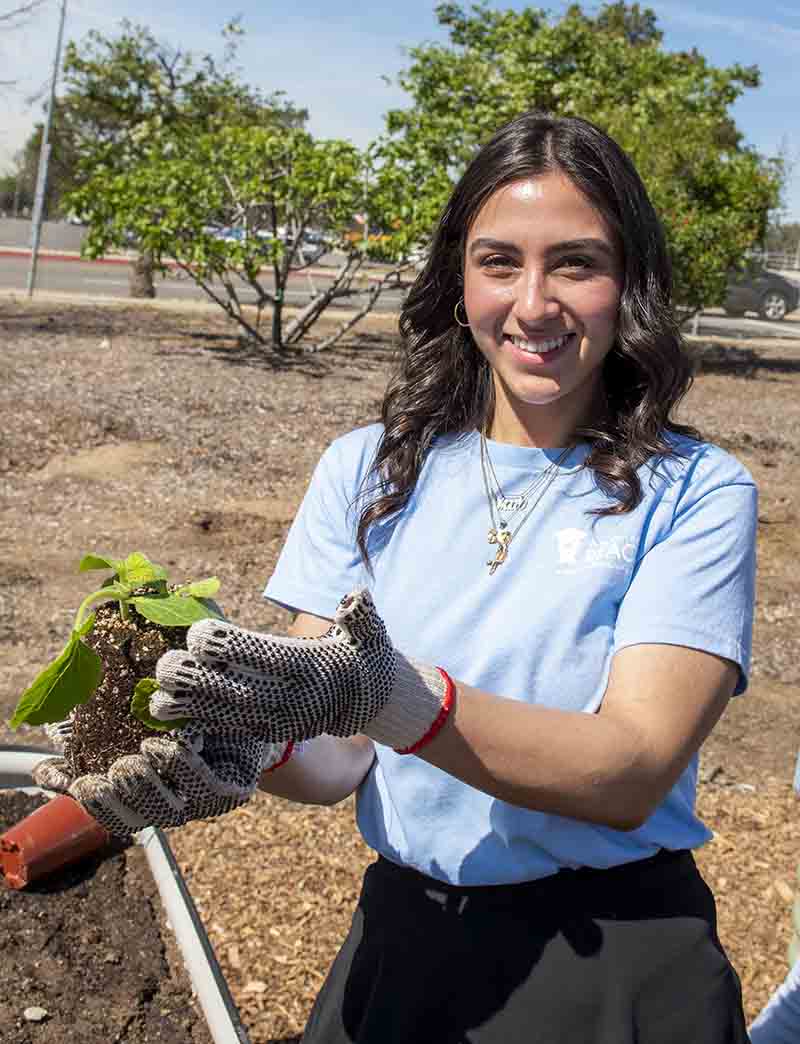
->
[355,111,699,567]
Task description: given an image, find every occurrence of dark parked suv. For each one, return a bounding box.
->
[723,264,800,321]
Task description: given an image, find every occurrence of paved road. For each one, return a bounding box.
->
[0,253,408,313]
[0,217,85,252]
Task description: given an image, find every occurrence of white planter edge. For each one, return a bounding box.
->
[0,745,251,1044]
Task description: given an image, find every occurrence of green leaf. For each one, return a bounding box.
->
[131,678,189,731]
[130,593,216,627]
[79,553,120,573]
[177,577,220,599]
[11,633,103,728]
[118,551,168,587]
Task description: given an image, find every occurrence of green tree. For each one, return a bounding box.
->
[593,1,661,46]
[59,19,306,296]
[5,117,78,219]
[385,2,783,317]
[0,166,32,215]
[0,172,20,214]
[68,126,419,353]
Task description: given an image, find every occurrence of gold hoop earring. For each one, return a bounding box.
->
[454,299,470,328]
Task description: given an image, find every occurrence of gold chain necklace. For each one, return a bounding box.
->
[479,431,573,575]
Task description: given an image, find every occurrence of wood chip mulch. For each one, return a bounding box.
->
[166,775,798,1042]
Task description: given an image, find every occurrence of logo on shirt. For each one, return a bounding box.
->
[555,527,637,573]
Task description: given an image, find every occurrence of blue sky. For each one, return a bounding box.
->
[2,0,799,220]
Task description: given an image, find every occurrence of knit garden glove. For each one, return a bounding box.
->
[150,588,455,753]
[32,722,292,838]
[30,715,79,794]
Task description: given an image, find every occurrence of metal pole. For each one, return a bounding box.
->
[362,160,369,248]
[27,0,67,298]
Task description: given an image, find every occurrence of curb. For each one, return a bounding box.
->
[0,247,135,266]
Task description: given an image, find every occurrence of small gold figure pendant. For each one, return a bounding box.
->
[487,526,513,575]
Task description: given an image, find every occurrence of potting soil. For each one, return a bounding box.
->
[0,791,214,1044]
[66,602,189,777]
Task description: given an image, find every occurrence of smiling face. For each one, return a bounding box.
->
[462,171,623,446]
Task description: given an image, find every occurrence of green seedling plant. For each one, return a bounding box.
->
[11,551,221,732]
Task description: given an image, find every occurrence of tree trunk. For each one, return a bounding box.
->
[271,290,284,350]
[129,251,156,298]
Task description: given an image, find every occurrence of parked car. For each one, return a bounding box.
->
[723,265,800,321]
[201,224,327,266]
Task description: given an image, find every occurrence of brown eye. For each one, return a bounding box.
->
[559,255,594,269]
[480,254,515,268]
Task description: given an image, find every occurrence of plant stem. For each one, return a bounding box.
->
[73,588,126,632]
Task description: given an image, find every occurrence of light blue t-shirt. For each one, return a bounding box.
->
[264,424,757,886]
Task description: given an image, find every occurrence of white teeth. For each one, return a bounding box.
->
[510,333,571,354]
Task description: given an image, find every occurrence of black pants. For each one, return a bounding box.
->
[302,850,749,1044]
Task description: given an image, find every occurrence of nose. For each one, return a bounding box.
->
[514,269,561,325]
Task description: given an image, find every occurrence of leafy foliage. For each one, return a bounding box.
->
[11,614,102,728]
[383,1,784,315]
[11,552,220,730]
[8,20,305,221]
[60,20,422,349]
[69,123,423,351]
[52,20,306,294]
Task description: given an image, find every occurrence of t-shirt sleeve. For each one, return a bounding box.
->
[612,454,757,695]
[263,430,376,619]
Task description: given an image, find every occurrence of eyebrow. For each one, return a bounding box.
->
[469,236,616,259]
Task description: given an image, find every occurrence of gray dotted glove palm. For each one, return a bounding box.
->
[150,588,454,753]
[32,722,291,838]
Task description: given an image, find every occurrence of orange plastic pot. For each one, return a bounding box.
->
[0,793,110,889]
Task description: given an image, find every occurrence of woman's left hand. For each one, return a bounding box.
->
[150,589,453,752]
[33,729,289,837]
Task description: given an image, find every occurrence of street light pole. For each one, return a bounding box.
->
[27,0,67,298]
[362,159,369,248]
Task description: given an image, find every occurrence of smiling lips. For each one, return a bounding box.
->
[508,332,574,355]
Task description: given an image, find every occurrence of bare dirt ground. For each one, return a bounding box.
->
[1,297,799,1041]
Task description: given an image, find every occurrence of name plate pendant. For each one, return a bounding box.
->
[495,495,527,514]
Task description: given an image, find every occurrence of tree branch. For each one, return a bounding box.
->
[304,262,414,352]
[173,261,269,347]
[283,253,365,344]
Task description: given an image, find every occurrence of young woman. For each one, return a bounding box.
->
[43,112,756,1043]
